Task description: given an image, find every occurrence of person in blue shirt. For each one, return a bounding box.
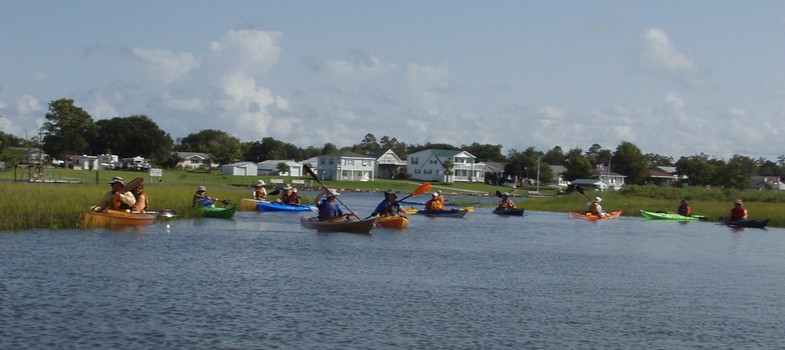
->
[315,188,355,220]
[370,189,407,218]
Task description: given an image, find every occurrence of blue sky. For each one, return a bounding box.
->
[2,1,785,160]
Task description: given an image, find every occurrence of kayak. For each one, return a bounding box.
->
[81,210,157,228]
[418,209,469,218]
[257,201,316,212]
[300,217,375,234]
[401,200,477,208]
[201,206,237,219]
[640,210,706,221]
[375,215,409,229]
[569,210,623,220]
[722,218,769,229]
[492,208,524,216]
[405,206,474,214]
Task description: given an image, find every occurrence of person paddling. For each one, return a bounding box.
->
[94,176,136,212]
[315,189,356,220]
[370,189,407,218]
[726,199,748,222]
[496,193,516,211]
[586,196,604,218]
[677,199,691,216]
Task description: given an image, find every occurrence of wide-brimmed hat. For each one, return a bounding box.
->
[384,189,397,196]
[594,197,602,202]
[197,185,206,192]
[282,184,293,190]
[255,180,266,187]
[432,193,439,197]
[734,199,743,205]
[109,176,125,185]
[325,189,340,198]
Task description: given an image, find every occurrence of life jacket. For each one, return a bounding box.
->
[254,188,266,200]
[425,199,443,211]
[730,207,747,221]
[378,200,401,216]
[678,204,691,216]
[587,202,600,215]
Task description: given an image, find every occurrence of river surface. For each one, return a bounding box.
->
[2,192,785,349]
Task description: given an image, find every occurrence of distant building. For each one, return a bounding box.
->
[369,149,406,179]
[406,149,484,183]
[256,160,303,177]
[221,161,257,176]
[317,151,375,181]
[175,152,216,170]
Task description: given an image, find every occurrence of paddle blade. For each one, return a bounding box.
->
[268,189,280,196]
[411,182,432,196]
[575,185,585,195]
[495,190,503,198]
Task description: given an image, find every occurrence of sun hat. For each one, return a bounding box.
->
[256,180,265,187]
[109,176,125,185]
[325,188,340,198]
[384,189,397,196]
[197,185,206,192]
[282,184,293,190]
[734,199,743,205]
[594,197,602,202]
[432,193,439,197]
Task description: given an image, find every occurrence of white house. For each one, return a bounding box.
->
[71,155,99,170]
[221,161,258,176]
[175,152,215,170]
[317,151,375,181]
[256,160,303,177]
[369,149,406,179]
[406,149,484,183]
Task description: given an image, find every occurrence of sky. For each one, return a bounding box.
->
[2,1,785,161]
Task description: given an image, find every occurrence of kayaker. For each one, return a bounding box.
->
[425,193,447,212]
[276,184,301,205]
[193,186,217,207]
[315,189,355,220]
[586,196,604,218]
[370,189,407,217]
[726,199,748,222]
[496,193,516,210]
[94,176,136,212]
[130,183,148,213]
[677,199,691,216]
[253,180,267,200]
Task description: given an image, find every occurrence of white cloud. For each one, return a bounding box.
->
[665,91,684,110]
[406,63,452,114]
[133,48,200,83]
[88,92,122,119]
[15,95,41,115]
[209,29,282,75]
[163,93,206,112]
[328,54,395,83]
[642,27,696,74]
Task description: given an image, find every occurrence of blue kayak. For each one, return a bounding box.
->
[417,209,469,218]
[257,202,316,212]
[492,208,524,216]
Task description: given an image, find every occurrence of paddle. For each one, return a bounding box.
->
[574,185,590,201]
[268,189,280,196]
[366,182,432,219]
[303,164,361,220]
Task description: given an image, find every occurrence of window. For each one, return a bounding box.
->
[362,160,368,167]
[415,169,420,174]
[328,158,334,165]
[411,157,418,165]
[320,158,325,164]
[345,159,355,166]
[429,159,438,164]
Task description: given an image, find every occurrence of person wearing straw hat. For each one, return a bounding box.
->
[275,184,301,205]
[193,185,217,207]
[94,176,136,212]
[726,199,748,222]
[585,196,604,218]
[315,188,355,220]
[253,180,267,200]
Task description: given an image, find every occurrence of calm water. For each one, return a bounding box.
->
[2,192,785,349]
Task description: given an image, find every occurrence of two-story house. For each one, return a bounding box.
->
[175,152,215,170]
[369,149,406,179]
[406,149,484,183]
[317,151,375,181]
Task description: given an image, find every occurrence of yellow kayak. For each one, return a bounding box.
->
[375,215,409,229]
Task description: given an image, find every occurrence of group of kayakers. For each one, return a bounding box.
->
[581,195,749,222]
[92,176,148,213]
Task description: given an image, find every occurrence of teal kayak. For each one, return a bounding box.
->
[640,210,706,221]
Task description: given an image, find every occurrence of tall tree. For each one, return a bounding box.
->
[178,129,242,165]
[722,155,757,190]
[442,159,454,183]
[542,146,565,166]
[41,99,98,161]
[562,148,593,181]
[460,142,505,162]
[92,115,173,164]
[675,153,721,186]
[644,153,674,166]
[611,141,648,185]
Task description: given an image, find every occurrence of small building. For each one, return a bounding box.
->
[221,161,258,176]
[175,152,215,171]
[71,155,99,170]
[369,149,406,179]
[256,160,303,177]
[317,151,375,181]
[751,176,785,190]
[647,166,681,186]
[121,156,151,171]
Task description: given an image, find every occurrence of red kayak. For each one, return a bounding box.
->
[569,210,623,220]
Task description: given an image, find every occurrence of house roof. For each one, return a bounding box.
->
[483,162,506,173]
[224,161,256,167]
[175,151,211,160]
[321,150,374,159]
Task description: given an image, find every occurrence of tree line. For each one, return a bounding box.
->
[2,98,785,190]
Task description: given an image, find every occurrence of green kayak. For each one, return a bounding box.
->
[201,206,237,219]
[640,210,706,221]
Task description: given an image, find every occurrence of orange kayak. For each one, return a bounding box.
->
[81,210,157,228]
[375,215,409,229]
[569,210,623,220]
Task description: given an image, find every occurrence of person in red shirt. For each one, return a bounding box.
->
[727,199,748,222]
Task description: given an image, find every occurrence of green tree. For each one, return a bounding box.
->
[675,153,721,186]
[276,162,291,176]
[92,115,173,164]
[41,99,98,161]
[0,148,28,167]
[562,147,593,181]
[611,141,648,185]
[322,142,338,154]
[542,146,565,166]
[442,159,454,183]
[460,142,505,162]
[178,129,242,165]
[645,153,674,166]
[722,155,757,190]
